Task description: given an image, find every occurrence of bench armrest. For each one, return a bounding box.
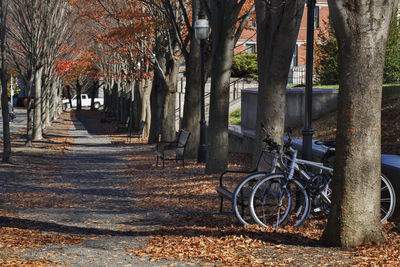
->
[219,168,257,187]
[156,141,178,151]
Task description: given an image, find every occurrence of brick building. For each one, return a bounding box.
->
[235,0,330,83]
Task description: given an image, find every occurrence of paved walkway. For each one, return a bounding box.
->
[0,107,27,138]
[0,112,198,266]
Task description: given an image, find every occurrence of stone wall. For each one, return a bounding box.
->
[241,87,339,130]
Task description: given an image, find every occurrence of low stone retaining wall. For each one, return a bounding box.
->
[241,88,338,129]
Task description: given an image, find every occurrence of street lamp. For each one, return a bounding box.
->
[194,10,209,163]
[302,0,316,160]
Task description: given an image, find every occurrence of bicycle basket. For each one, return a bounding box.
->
[258,151,279,173]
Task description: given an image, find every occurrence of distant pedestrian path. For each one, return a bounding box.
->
[0,107,26,138]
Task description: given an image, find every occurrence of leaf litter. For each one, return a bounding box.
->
[0,110,399,266]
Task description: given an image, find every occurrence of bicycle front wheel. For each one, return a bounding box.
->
[381,174,396,222]
[249,174,310,228]
[232,172,271,226]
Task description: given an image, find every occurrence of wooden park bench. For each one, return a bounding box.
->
[127,120,146,143]
[155,129,190,168]
[116,116,130,132]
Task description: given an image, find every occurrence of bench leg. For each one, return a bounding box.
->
[219,196,224,213]
[241,191,245,217]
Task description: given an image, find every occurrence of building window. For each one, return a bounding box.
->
[314,6,319,29]
[291,44,298,67]
[245,43,256,54]
[249,18,256,29]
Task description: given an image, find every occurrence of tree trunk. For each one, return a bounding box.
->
[50,80,59,122]
[205,0,253,173]
[0,0,10,162]
[321,0,398,248]
[149,72,164,143]
[43,81,50,129]
[128,79,135,132]
[90,79,98,111]
[66,85,73,108]
[138,77,152,139]
[181,40,201,158]
[33,65,43,140]
[26,71,34,146]
[252,0,304,165]
[0,78,10,162]
[76,79,82,111]
[161,87,176,141]
[161,57,181,141]
[205,3,237,174]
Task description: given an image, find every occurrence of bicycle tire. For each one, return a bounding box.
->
[249,173,310,228]
[232,172,270,225]
[381,174,396,222]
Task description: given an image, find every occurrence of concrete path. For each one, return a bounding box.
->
[0,107,27,138]
[1,112,199,266]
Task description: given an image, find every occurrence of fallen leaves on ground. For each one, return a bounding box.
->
[0,226,82,266]
[0,226,83,249]
[1,110,399,266]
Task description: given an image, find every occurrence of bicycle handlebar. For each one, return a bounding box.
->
[260,124,281,152]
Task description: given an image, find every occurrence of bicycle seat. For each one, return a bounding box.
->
[315,140,336,148]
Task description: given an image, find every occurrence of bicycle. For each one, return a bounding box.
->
[231,125,285,225]
[315,140,396,222]
[248,133,396,228]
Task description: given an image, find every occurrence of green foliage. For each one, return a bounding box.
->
[315,14,400,85]
[7,80,21,98]
[231,54,258,79]
[229,109,241,125]
[314,20,339,85]
[384,15,400,84]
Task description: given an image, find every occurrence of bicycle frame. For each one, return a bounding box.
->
[285,147,332,206]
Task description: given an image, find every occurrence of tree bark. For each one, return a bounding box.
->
[33,65,43,140]
[252,0,304,165]
[90,79,99,111]
[161,59,181,142]
[180,0,201,158]
[149,72,164,143]
[76,79,82,111]
[26,71,34,146]
[181,54,201,157]
[138,77,152,139]
[321,0,398,248]
[0,0,10,162]
[204,0,254,173]
[205,1,237,174]
[42,80,50,129]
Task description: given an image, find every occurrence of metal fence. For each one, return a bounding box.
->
[175,77,251,125]
[175,67,307,127]
[288,65,306,85]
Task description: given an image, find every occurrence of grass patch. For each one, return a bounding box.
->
[229,109,241,125]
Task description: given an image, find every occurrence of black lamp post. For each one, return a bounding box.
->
[194,10,209,163]
[302,0,316,160]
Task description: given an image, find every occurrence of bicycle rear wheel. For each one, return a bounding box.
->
[381,174,396,222]
[232,172,270,225]
[249,174,310,228]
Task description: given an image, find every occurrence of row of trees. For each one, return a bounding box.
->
[0,0,398,248]
[1,0,76,162]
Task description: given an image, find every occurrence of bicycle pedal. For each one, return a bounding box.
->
[313,207,322,213]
